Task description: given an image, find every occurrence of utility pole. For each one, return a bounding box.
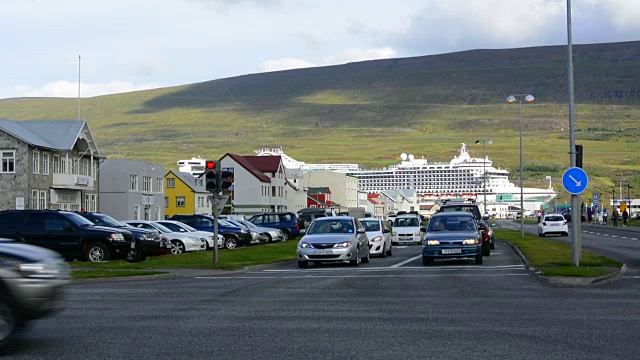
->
[567,0,581,266]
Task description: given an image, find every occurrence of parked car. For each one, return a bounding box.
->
[170,214,252,249]
[391,214,423,245]
[359,217,392,257]
[232,219,285,243]
[0,239,69,348]
[538,214,569,237]
[154,220,224,249]
[124,220,206,254]
[75,212,171,262]
[248,212,301,240]
[0,210,136,262]
[226,220,267,244]
[296,216,370,268]
[422,212,483,266]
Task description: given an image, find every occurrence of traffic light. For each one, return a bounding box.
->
[199,160,221,193]
[575,144,583,169]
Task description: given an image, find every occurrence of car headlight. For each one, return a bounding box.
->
[370,236,383,242]
[487,230,493,236]
[251,231,259,237]
[240,229,250,233]
[19,261,69,279]
[425,239,440,246]
[463,239,479,245]
[189,236,200,241]
[335,241,352,248]
[208,236,214,240]
[110,233,125,241]
[299,242,312,248]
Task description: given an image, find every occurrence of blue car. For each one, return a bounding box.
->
[422,211,483,266]
[169,214,253,249]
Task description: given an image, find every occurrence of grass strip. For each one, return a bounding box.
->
[69,240,299,271]
[495,228,623,277]
[72,270,168,280]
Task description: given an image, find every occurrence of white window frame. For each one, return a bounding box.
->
[156,207,161,221]
[1,150,16,174]
[133,205,140,220]
[130,175,138,191]
[52,155,60,173]
[31,190,39,209]
[42,153,50,175]
[176,196,185,207]
[167,178,175,188]
[143,176,152,193]
[157,178,163,193]
[164,197,168,208]
[39,190,47,210]
[33,151,40,174]
[81,158,89,176]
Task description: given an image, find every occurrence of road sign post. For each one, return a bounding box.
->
[562,167,588,266]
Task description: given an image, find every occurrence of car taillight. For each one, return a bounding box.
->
[563,220,567,225]
[296,223,299,230]
[542,222,547,226]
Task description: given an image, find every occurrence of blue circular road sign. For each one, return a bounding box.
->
[562,167,589,195]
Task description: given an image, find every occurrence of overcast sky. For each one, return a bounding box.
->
[1,0,638,99]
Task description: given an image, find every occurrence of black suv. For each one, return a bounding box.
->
[76,212,171,262]
[0,210,135,262]
[0,240,69,348]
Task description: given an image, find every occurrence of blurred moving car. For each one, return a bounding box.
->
[154,220,223,250]
[422,212,483,266]
[359,218,392,257]
[124,220,206,254]
[297,217,370,268]
[0,239,69,348]
[538,214,568,237]
[75,212,171,262]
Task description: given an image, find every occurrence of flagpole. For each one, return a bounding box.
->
[77,55,81,120]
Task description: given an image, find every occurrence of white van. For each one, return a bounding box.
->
[391,214,423,245]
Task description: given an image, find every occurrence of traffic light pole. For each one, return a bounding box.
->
[213,192,219,265]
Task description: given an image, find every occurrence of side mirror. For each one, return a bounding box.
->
[300,229,306,235]
[382,228,390,234]
[357,228,366,234]
[420,227,427,233]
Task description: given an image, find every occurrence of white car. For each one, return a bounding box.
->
[537,214,569,237]
[359,218,392,257]
[154,220,224,249]
[124,220,206,254]
[391,214,423,245]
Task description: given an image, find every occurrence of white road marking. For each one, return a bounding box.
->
[195,273,531,280]
[390,255,422,267]
[260,264,525,273]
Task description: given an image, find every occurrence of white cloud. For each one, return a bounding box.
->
[259,47,396,72]
[13,81,162,98]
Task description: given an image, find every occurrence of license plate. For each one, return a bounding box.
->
[400,237,412,241]
[550,223,559,226]
[442,249,461,254]
[313,250,333,255]
[131,243,136,249]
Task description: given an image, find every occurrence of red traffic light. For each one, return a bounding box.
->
[206,161,216,170]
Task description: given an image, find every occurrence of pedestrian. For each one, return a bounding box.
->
[612,209,619,227]
[622,209,629,227]
[603,209,608,225]
[587,207,593,226]
[537,212,542,224]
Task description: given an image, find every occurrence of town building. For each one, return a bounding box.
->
[164,170,211,218]
[0,118,102,212]
[98,159,165,221]
[301,170,358,210]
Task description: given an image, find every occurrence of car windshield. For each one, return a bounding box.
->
[361,221,380,232]
[150,223,173,233]
[238,220,257,228]
[90,214,125,228]
[428,215,476,232]
[394,217,420,227]
[545,216,565,222]
[159,222,190,232]
[440,205,481,220]
[307,220,354,234]
[66,213,96,227]
[219,220,238,227]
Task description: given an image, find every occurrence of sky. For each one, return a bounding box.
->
[1,0,638,100]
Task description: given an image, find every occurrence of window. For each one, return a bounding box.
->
[81,158,89,176]
[52,155,60,173]
[164,197,168,208]
[60,156,67,174]
[130,175,138,191]
[143,176,152,192]
[39,190,47,210]
[1,150,15,173]
[45,214,70,231]
[133,205,140,220]
[32,151,40,174]
[167,178,175,188]
[176,196,186,207]
[42,153,50,175]
[31,190,38,209]
[157,178,163,193]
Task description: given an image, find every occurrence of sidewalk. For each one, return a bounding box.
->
[584,222,640,233]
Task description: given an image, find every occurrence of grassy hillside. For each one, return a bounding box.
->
[1,41,639,207]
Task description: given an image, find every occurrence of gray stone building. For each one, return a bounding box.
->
[99,160,165,221]
[0,118,102,212]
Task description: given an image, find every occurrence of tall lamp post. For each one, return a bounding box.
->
[475,139,493,215]
[506,94,534,238]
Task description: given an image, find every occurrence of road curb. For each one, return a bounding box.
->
[503,240,628,286]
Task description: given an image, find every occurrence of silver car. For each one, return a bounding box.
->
[154,220,224,249]
[233,219,285,243]
[359,218,392,257]
[297,217,370,268]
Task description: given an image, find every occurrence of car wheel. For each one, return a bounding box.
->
[84,242,110,262]
[350,248,360,266]
[125,244,144,263]
[564,232,569,236]
[297,261,308,268]
[490,241,495,250]
[540,232,546,237]
[0,300,16,349]
[482,243,491,256]
[282,230,291,241]
[224,236,238,250]
[475,254,483,265]
[422,256,433,266]
[171,240,185,255]
[379,244,387,258]
[362,248,370,263]
[265,234,272,243]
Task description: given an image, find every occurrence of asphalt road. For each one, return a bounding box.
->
[5,232,640,360]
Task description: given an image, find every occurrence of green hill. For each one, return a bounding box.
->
[1,41,639,206]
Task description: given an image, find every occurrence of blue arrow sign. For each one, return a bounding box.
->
[562,167,589,195]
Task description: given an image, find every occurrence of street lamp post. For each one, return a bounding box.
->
[475,139,493,215]
[506,94,534,238]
